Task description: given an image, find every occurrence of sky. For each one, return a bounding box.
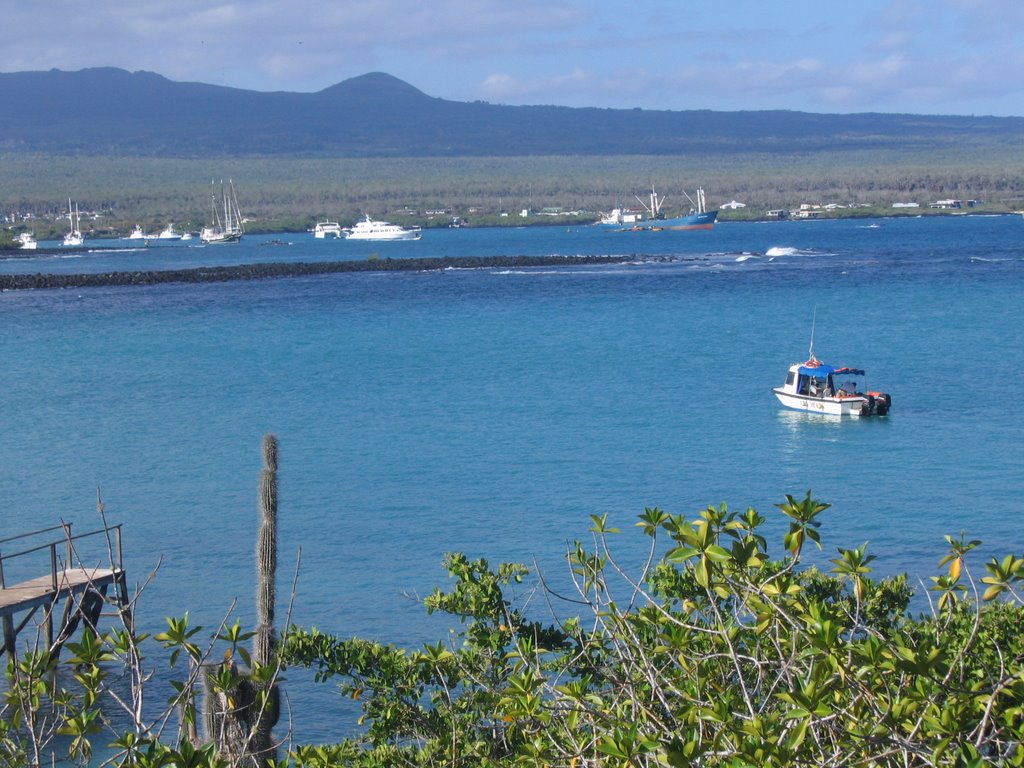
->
[5,0,1024,116]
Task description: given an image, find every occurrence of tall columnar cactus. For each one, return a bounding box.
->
[251,433,280,753]
[254,434,278,669]
[201,434,281,767]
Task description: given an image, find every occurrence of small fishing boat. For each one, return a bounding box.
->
[773,356,891,417]
[128,225,147,240]
[17,232,38,250]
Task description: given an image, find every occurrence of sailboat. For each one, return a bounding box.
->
[62,198,84,246]
[200,180,244,244]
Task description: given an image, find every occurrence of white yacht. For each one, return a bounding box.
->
[312,221,343,239]
[343,215,421,241]
[128,225,147,240]
[158,224,183,240]
[17,232,38,250]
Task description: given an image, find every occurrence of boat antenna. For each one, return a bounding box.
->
[808,307,817,361]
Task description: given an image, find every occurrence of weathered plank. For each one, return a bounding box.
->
[0,567,121,617]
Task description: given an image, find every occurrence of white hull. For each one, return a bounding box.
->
[345,230,421,241]
[17,233,37,250]
[773,388,868,417]
[158,225,182,240]
[344,216,421,241]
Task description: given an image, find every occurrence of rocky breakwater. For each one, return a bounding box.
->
[0,255,637,291]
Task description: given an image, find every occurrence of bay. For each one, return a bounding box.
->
[2,214,1022,744]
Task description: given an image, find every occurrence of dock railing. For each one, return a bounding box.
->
[1,522,127,657]
[0,522,124,593]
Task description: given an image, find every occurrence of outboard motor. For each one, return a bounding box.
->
[866,391,891,416]
[875,392,891,416]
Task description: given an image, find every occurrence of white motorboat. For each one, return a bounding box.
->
[773,356,891,417]
[63,199,84,246]
[17,232,38,250]
[201,180,244,244]
[344,215,421,241]
[158,224,182,240]
[312,221,343,239]
[128,225,147,240]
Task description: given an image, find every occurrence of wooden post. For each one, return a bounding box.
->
[63,522,72,568]
[1,548,12,656]
[50,543,58,592]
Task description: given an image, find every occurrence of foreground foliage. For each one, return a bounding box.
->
[5,493,1024,767]
[282,494,1024,767]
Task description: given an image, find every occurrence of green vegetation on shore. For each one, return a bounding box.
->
[4,147,1024,240]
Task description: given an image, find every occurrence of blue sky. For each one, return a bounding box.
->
[7,0,1024,116]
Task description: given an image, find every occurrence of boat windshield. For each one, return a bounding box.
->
[832,371,864,395]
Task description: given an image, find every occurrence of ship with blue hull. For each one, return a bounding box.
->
[600,187,717,230]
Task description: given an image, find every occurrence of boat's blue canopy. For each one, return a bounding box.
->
[798,364,865,377]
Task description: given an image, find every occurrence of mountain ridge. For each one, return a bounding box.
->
[1,67,1021,157]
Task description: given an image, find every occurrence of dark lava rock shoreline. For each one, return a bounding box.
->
[0,254,644,291]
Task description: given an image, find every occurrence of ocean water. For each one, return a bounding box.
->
[2,214,1023,744]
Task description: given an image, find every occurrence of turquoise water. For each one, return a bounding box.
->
[2,215,1023,743]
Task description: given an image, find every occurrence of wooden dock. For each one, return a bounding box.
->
[0,524,129,658]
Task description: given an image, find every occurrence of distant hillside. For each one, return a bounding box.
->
[2,68,1022,158]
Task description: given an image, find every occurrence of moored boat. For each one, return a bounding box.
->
[773,356,891,417]
[128,225,147,240]
[312,221,343,239]
[200,180,244,244]
[17,232,38,250]
[638,187,717,230]
[344,215,421,241]
[158,224,182,240]
[62,198,84,246]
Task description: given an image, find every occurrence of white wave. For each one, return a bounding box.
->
[764,246,800,257]
[735,253,759,262]
[970,256,1010,263]
[491,269,575,275]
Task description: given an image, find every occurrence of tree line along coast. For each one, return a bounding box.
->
[3,150,1024,247]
